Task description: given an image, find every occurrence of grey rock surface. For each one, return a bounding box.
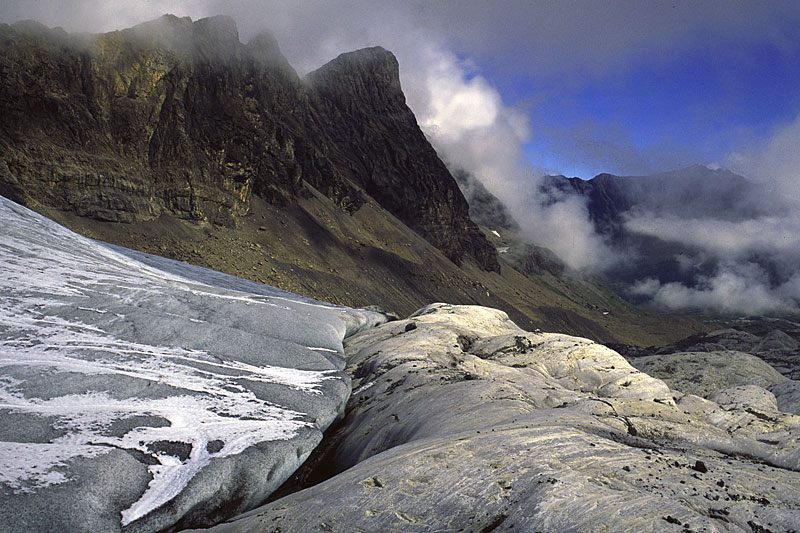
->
[0,196,385,532]
[771,380,800,415]
[624,328,800,380]
[629,350,788,398]
[206,304,800,532]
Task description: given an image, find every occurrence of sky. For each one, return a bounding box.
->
[3,0,800,179]
[2,0,800,313]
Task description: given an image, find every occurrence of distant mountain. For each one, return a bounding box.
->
[0,15,702,346]
[543,165,765,232]
[540,165,775,291]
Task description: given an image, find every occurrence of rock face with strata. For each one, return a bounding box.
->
[207,304,800,532]
[0,15,496,270]
[0,195,384,532]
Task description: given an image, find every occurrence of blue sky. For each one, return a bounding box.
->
[455,8,800,178]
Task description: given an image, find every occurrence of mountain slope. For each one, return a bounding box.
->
[0,15,493,270]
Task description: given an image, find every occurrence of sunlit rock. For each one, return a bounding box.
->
[208,304,800,532]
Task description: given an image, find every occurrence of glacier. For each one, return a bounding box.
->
[0,196,384,531]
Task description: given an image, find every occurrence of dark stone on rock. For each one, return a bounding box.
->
[146,441,193,462]
[206,440,225,453]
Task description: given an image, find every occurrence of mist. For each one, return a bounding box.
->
[617,117,800,314]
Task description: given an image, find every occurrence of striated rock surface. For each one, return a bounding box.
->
[0,195,384,532]
[619,327,800,380]
[629,350,789,398]
[0,15,496,270]
[205,304,800,532]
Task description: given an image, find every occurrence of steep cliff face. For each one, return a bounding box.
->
[1,16,320,223]
[0,15,495,269]
[306,48,498,270]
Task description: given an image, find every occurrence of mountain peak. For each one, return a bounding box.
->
[305,46,402,103]
[319,46,398,73]
[122,14,241,62]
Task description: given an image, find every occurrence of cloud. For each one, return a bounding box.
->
[630,263,800,315]
[624,214,800,260]
[727,112,800,206]
[620,115,800,313]
[397,45,621,272]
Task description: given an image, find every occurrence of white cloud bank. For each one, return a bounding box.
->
[622,114,800,314]
[630,264,800,316]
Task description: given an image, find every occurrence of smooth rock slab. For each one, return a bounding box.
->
[207,304,800,532]
[629,350,788,398]
[772,380,800,414]
[0,196,384,532]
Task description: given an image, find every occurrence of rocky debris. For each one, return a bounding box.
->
[0,15,497,271]
[0,196,385,532]
[203,304,800,532]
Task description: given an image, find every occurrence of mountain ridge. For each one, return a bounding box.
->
[0,14,703,346]
[0,14,495,270]
[539,164,792,300]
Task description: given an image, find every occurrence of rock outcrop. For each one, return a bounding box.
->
[0,15,496,270]
[205,304,800,532]
[0,195,384,532]
[629,350,789,398]
[618,327,800,382]
[306,49,498,271]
